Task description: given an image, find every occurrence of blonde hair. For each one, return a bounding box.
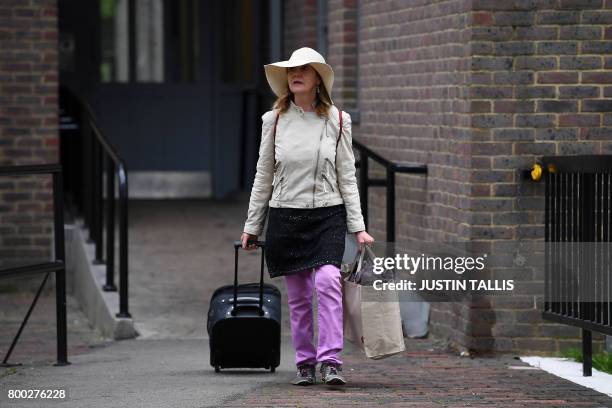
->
[271,71,333,118]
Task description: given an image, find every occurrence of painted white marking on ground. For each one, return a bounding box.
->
[507,365,541,370]
[520,356,612,398]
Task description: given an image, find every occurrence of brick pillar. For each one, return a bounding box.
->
[0,0,59,270]
[356,0,475,351]
[468,0,611,354]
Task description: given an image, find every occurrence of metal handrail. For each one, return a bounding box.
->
[352,138,427,242]
[0,163,69,366]
[60,86,130,318]
[524,155,612,377]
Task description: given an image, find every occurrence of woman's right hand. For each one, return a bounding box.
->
[241,232,258,250]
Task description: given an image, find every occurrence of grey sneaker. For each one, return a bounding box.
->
[292,364,316,386]
[320,362,346,385]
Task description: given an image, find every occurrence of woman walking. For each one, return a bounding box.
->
[240,47,374,386]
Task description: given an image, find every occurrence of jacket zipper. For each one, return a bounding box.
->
[274,176,283,198]
[322,173,334,192]
[312,121,327,207]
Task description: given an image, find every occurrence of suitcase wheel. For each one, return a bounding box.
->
[270,367,275,373]
[215,366,220,373]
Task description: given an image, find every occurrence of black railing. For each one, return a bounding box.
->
[526,155,612,376]
[60,87,130,318]
[0,164,69,366]
[353,138,427,242]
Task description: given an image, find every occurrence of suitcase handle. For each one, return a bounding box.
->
[233,296,262,303]
[232,304,266,314]
[233,240,265,249]
[231,240,266,316]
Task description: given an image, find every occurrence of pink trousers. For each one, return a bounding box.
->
[284,264,343,367]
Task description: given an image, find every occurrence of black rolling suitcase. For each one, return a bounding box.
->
[207,240,281,372]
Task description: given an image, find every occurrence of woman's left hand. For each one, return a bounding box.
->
[355,230,375,249]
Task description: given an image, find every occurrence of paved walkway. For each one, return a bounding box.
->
[0,288,107,366]
[2,197,612,407]
[127,194,294,339]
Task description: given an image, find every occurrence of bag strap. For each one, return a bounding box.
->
[272,110,280,143]
[355,248,366,282]
[272,111,280,167]
[351,245,375,283]
[337,109,343,148]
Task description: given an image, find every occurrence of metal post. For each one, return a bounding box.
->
[84,126,93,240]
[544,171,550,313]
[2,273,50,367]
[582,328,592,376]
[104,158,117,291]
[117,169,131,318]
[53,170,70,366]
[582,174,595,324]
[90,136,97,243]
[93,141,103,263]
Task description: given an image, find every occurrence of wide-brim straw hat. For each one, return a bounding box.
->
[264,47,334,104]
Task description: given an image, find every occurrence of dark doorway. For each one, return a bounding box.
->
[58,0,275,199]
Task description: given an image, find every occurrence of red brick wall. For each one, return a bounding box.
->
[283,0,318,59]
[327,0,358,109]
[323,0,611,354]
[356,0,476,351]
[0,0,59,270]
[465,0,610,353]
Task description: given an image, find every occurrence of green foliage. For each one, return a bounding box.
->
[1,367,17,378]
[100,0,116,19]
[560,347,612,375]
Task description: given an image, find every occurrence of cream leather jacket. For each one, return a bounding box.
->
[243,101,365,236]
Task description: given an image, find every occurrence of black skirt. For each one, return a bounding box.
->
[265,204,347,278]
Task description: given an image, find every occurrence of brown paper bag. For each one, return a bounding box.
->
[342,247,405,359]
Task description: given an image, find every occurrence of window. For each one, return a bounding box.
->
[135,0,164,82]
[100,0,129,82]
[100,0,198,83]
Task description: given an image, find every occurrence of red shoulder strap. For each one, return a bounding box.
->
[273,111,280,142]
[336,109,343,148]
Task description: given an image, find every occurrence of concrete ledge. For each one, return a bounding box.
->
[65,219,138,340]
[102,171,212,199]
